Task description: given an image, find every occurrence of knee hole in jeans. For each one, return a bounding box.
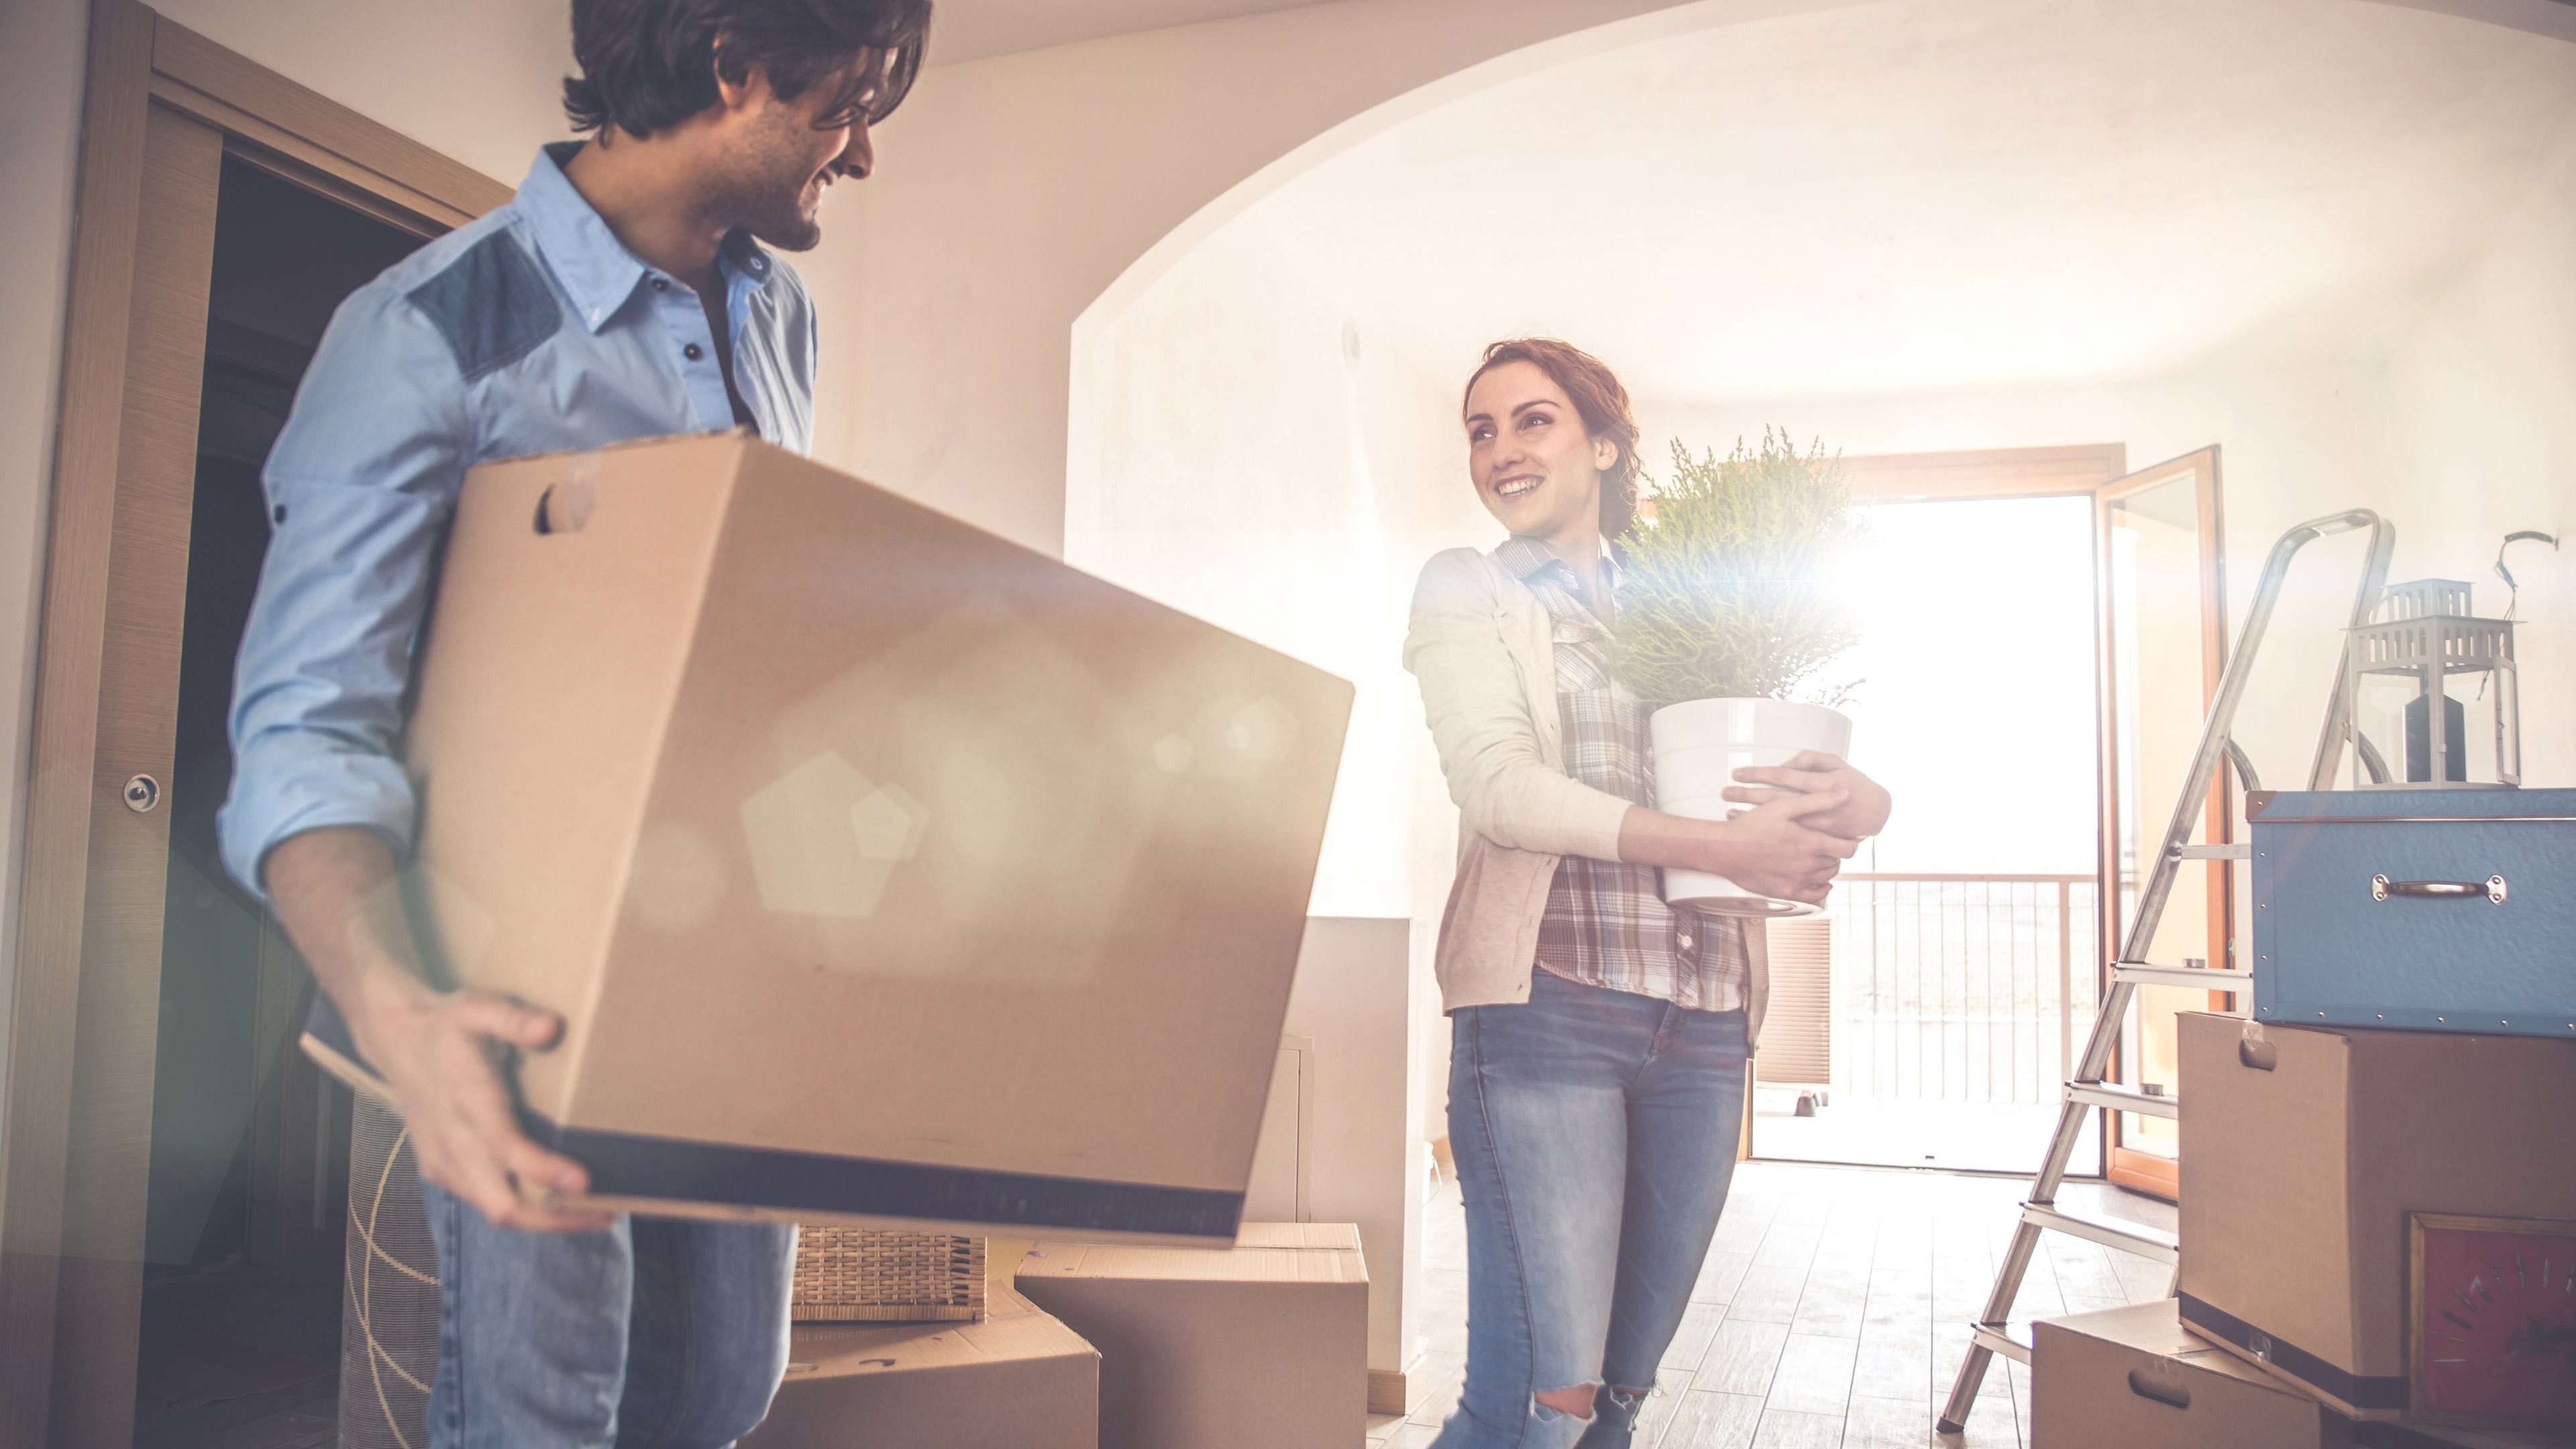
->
[1532,1383,1599,1421]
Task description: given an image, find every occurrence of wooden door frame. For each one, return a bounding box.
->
[2091,448,2232,1200]
[1837,443,2130,503]
[0,5,504,1440]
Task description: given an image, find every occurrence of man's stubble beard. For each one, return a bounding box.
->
[708,107,830,253]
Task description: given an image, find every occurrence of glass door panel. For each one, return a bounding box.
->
[2096,451,2230,1199]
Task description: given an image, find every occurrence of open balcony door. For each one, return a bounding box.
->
[2092,449,2234,1201]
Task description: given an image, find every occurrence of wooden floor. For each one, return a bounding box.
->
[133,1259,341,1449]
[1368,1159,2177,1448]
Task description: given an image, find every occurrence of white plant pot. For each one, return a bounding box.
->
[1650,697,1855,918]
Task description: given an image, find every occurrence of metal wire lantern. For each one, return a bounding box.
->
[2342,578,2519,790]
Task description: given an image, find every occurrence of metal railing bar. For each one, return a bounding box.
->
[1841,872,2093,883]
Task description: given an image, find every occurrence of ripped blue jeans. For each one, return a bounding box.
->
[1433,968,1750,1449]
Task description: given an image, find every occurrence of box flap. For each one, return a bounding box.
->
[784,1287,1093,1380]
[2039,1302,2286,1388]
[1233,1222,1360,1251]
[1020,1222,1367,1285]
[2033,1301,2334,1449]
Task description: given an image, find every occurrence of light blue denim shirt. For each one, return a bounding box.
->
[217,140,818,897]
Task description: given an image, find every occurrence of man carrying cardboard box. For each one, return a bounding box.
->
[215,2,930,1444]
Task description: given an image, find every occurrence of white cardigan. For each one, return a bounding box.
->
[1402,545,1770,1040]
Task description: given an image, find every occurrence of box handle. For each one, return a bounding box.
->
[2237,1023,2277,1072]
[535,455,601,535]
[2370,873,2506,905]
[2126,1369,2190,1410]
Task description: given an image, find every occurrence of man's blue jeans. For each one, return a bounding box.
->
[423,1182,797,1448]
[1433,968,1751,1449]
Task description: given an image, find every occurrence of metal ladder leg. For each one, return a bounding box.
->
[1935,511,2392,1436]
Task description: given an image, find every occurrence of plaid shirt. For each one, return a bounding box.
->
[1501,537,1748,1012]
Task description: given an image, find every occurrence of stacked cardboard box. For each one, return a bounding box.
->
[743,1285,1098,1449]
[2173,1015,2576,1422]
[1016,1222,1370,1449]
[2027,1013,2576,1445]
[2033,1301,2560,1448]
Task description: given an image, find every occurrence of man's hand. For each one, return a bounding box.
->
[1723,751,1893,841]
[347,971,610,1233]
[267,828,608,1233]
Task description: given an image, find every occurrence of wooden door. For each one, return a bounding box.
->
[0,5,506,1442]
[2092,448,2233,1201]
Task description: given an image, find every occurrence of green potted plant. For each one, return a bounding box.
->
[1610,428,1865,916]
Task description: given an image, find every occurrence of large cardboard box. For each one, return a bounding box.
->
[743,1285,1097,1449]
[1015,1222,1368,1449]
[2033,1301,2559,1449]
[2177,1012,2576,1418]
[305,433,1352,1244]
[2033,1300,2353,1448]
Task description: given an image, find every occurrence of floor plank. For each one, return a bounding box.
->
[1766,1334,1860,1417]
[1405,1159,2171,1448]
[1657,1391,1765,1449]
[1750,1407,1845,1448]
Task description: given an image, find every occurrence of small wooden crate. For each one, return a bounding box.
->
[792,1228,986,1323]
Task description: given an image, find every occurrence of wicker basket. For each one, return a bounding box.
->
[341,1094,438,1449]
[792,1228,985,1322]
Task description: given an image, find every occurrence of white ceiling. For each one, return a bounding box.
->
[926,0,1326,64]
[1230,0,2576,404]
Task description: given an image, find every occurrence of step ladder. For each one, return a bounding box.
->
[1934,508,2392,1436]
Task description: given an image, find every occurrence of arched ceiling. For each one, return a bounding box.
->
[1227,0,2576,402]
[929,0,1328,64]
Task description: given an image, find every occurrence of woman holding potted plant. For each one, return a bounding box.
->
[1404,339,1889,1446]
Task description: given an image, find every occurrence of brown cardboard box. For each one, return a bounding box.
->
[2033,1300,2351,1447]
[2033,1301,2563,1449]
[1015,1222,1368,1449]
[2176,1012,2576,1419]
[743,1285,1097,1449]
[303,432,1352,1244]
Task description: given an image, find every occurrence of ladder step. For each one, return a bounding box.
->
[2112,961,2254,992]
[2175,843,2253,860]
[1967,1321,2033,1365]
[2022,1202,2180,1263]
[2065,1081,2179,1119]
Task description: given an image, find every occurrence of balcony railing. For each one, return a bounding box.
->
[1815,873,2102,1108]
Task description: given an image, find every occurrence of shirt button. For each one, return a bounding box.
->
[651,277,668,292]
[684,343,704,360]
[1678,934,1694,949]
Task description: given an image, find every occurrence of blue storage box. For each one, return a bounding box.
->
[2249,788,2576,1037]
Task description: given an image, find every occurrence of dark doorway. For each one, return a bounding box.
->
[135,155,425,1449]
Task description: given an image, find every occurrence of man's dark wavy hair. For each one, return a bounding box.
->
[563,0,931,140]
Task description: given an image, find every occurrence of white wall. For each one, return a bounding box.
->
[1649,218,2576,800]
[1066,214,1468,920]
[2379,142,2576,776]
[1275,916,1426,1383]
[1057,3,2576,1077]
[0,0,94,1139]
[842,0,1782,553]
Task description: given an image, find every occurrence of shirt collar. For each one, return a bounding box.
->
[518,142,775,334]
[1498,535,1623,590]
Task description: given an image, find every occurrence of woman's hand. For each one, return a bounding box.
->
[1701,790,1861,905]
[1723,751,1892,840]
[1621,794,1859,906]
